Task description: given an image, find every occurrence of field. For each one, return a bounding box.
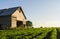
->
[0,27,60,39]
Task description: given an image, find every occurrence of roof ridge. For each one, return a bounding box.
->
[0,6,21,10]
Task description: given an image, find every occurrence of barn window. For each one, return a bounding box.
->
[19,10,21,13]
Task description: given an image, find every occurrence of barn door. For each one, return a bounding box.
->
[17,21,23,27]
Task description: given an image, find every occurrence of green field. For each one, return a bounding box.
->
[0,27,60,39]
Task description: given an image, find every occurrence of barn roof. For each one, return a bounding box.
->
[0,7,26,19]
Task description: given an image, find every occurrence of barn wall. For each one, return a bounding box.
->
[0,16,11,29]
[12,8,26,25]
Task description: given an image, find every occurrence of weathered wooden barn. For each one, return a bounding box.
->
[0,7,26,29]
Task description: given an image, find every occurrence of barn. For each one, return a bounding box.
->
[0,6,26,29]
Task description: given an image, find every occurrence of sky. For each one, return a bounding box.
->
[0,0,60,27]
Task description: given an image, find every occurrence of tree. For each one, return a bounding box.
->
[26,21,33,27]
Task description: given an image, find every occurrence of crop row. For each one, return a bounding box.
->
[0,27,58,39]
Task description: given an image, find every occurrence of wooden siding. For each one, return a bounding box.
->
[11,16,16,28]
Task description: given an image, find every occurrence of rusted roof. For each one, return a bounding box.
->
[0,7,26,19]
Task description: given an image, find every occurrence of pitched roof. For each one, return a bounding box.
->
[0,7,26,19]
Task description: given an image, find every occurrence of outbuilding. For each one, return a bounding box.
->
[0,6,26,29]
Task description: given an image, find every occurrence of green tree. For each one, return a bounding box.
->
[26,21,33,27]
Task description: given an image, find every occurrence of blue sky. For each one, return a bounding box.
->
[0,0,60,27]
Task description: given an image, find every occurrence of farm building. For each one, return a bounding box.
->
[0,6,26,29]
